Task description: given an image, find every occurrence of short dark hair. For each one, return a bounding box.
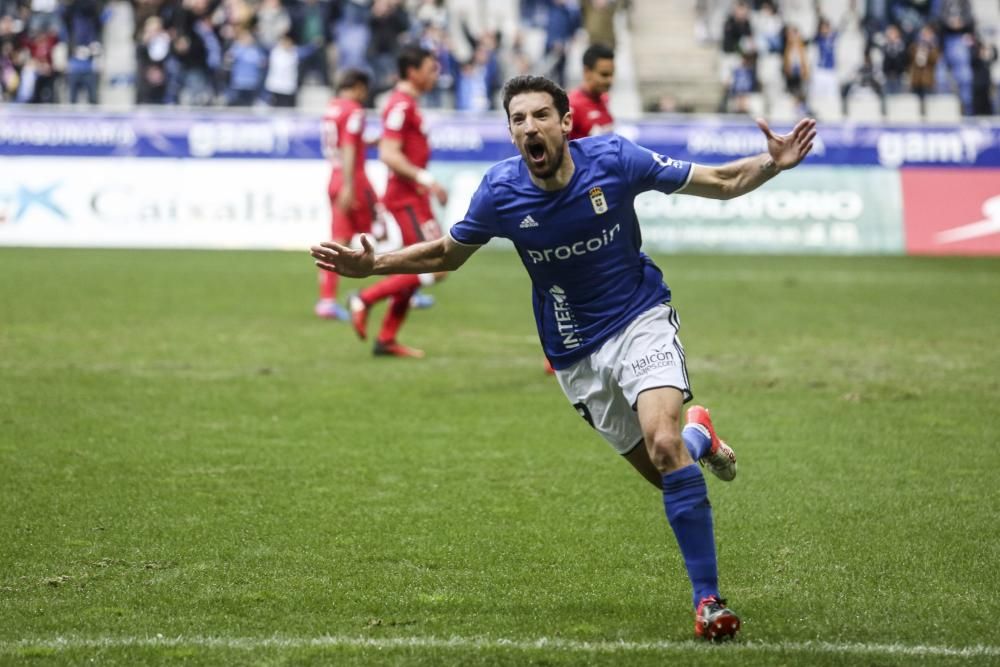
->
[336,68,370,92]
[501,75,570,120]
[397,44,434,80]
[582,43,615,70]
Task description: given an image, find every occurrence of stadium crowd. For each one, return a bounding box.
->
[712,0,998,117]
[0,0,620,108]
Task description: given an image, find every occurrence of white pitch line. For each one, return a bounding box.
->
[2,635,999,659]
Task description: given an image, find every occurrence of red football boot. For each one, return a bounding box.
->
[373,340,425,358]
[694,595,741,641]
[685,405,737,482]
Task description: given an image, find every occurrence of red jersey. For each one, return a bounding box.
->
[568,87,614,140]
[322,97,369,185]
[381,88,431,205]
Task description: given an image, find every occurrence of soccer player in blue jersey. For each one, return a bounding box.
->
[311,75,816,640]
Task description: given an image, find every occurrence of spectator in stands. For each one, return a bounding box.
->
[28,0,60,33]
[725,50,758,113]
[842,51,883,101]
[454,44,495,111]
[908,23,939,102]
[457,16,501,109]
[0,15,20,101]
[879,23,908,95]
[582,0,616,50]
[216,0,253,46]
[224,25,265,106]
[417,22,456,108]
[503,31,535,82]
[264,32,316,107]
[862,0,891,43]
[520,0,546,28]
[810,16,840,102]
[368,0,409,94]
[136,15,170,104]
[934,0,975,114]
[722,0,752,55]
[543,0,581,87]
[412,0,447,32]
[194,14,223,101]
[172,1,215,106]
[0,12,18,50]
[891,0,933,41]
[752,0,783,54]
[21,21,60,103]
[256,0,291,51]
[294,0,331,85]
[334,0,370,71]
[782,24,809,100]
[970,33,997,116]
[63,0,104,105]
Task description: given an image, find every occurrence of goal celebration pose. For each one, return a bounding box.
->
[312,75,815,639]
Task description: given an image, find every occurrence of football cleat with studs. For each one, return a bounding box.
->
[314,299,349,321]
[685,405,737,482]
[409,291,436,309]
[694,595,741,641]
[373,340,425,358]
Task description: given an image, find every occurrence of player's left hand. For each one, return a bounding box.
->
[311,234,376,278]
[756,117,817,171]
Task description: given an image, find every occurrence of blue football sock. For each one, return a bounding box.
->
[682,424,711,461]
[662,464,719,609]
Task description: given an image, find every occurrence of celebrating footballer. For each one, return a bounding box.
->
[311,74,816,641]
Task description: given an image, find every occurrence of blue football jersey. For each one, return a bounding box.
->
[449,134,693,369]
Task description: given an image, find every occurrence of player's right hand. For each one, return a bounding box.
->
[335,186,355,212]
[311,234,376,278]
[430,182,448,206]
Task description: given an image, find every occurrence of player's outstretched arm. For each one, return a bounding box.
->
[311,233,477,278]
[681,117,816,200]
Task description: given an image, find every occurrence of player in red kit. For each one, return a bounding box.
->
[315,69,377,321]
[568,43,615,140]
[347,45,447,358]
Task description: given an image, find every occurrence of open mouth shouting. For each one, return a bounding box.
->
[523,134,566,179]
[525,137,547,167]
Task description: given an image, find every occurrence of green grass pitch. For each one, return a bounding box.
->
[1,248,998,666]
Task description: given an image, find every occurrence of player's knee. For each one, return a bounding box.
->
[432,271,448,282]
[646,431,687,472]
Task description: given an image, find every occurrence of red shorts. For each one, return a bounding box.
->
[386,196,442,247]
[329,174,377,240]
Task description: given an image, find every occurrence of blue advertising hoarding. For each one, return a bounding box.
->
[2,108,999,168]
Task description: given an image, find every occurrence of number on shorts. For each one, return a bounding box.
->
[573,402,595,429]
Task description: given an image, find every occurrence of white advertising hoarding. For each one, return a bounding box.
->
[0,157,332,249]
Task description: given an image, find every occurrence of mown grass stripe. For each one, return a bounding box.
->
[2,635,998,658]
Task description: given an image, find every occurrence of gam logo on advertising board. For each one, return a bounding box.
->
[877,129,991,168]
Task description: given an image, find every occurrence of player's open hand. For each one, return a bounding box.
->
[311,234,376,278]
[756,117,817,171]
[430,182,448,206]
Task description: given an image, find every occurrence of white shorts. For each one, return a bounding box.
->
[554,304,692,455]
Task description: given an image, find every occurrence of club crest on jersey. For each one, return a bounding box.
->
[589,186,608,214]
